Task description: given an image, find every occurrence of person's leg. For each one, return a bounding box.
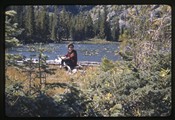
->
[64,60,76,70]
[62,60,72,71]
[67,62,76,70]
[60,59,68,68]
[61,59,75,70]
[61,59,65,66]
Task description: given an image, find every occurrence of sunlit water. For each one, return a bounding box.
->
[6,43,122,62]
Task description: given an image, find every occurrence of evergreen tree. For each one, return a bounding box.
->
[5,10,23,48]
[10,6,23,28]
[105,21,112,41]
[69,14,85,41]
[98,6,112,40]
[111,19,120,41]
[50,6,58,41]
[39,6,50,42]
[70,15,76,41]
[104,6,112,41]
[94,11,100,38]
[99,6,106,39]
[85,14,94,39]
[60,6,71,41]
[64,12,71,40]
[77,14,86,41]
[43,6,50,39]
[25,6,35,36]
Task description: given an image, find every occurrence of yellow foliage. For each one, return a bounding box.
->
[133,108,141,116]
[105,82,110,87]
[153,19,161,26]
[159,68,170,77]
[93,95,100,101]
[104,93,112,100]
[109,104,122,112]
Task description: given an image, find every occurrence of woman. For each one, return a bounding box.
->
[60,43,77,70]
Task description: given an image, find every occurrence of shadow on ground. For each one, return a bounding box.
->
[5,82,102,117]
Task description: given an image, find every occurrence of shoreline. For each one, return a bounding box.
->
[19,38,121,46]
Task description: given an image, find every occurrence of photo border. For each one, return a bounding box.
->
[1,0,174,119]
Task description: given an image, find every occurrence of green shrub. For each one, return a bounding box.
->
[101,57,115,72]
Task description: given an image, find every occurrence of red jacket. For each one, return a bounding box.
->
[65,50,77,66]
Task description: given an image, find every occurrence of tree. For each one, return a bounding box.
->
[98,6,112,40]
[99,11,105,39]
[118,5,171,71]
[105,21,112,41]
[50,6,58,41]
[103,6,112,41]
[10,6,25,28]
[30,6,50,43]
[111,18,120,41]
[5,10,23,48]
[55,6,73,42]
[85,14,94,39]
[94,10,100,38]
[69,14,86,41]
[41,6,50,42]
[24,6,35,36]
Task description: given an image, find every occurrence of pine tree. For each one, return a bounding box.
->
[77,14,86,41]
[94,10,100,38]
[70,15,76,41]
[99,6,106,39]
[25,6,35,36]
[105,21,112,41]
[50,6,58,41]
[104,6,112,41]
[5,10,22,48]
[98,6,112,40]
[85,14,94,39]
[60,6,71,41]
[64,12,71,40]
[39,6,50,42]
[111,19,120,41]
[13,6,25,28]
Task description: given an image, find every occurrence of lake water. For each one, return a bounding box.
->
[6,43,122,62]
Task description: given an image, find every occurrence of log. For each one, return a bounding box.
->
[16,59,101,66]
[78,61,101,66]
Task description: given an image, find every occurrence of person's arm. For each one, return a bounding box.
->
[65,53,73,59]
[64,52,75,60]
[61,53,68,60]
[70,52,75,59]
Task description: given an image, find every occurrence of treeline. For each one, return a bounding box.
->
[6,5,119,44]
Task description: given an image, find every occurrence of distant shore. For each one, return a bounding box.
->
[60,38,121,44]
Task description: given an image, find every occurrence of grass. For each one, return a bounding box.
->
[5,65,100,96]
[5,58,171,117]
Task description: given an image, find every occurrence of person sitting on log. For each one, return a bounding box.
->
[60,43,78,70]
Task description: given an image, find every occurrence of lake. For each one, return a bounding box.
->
[6,43,122,62]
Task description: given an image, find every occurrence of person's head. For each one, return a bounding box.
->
[67,43,74,52]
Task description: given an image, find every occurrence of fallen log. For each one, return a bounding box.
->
[78,61,101,66]
[16,59,101,66]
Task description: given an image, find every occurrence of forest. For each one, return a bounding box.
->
[5,5,119,46]
[5,5,172,117]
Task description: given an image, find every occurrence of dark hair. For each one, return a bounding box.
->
[68,43,74,48]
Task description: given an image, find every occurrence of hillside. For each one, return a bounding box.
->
[6,5,171,44]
